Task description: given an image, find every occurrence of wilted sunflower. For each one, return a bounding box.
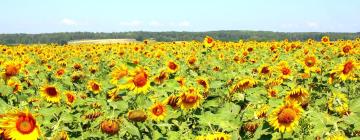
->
[0,109,41,140]
[87,80,102,94]
[269,103,303,133]
[41,84,61,103]
[327,92,349,116]
[330,59,359,81]
[178,88,203,111]
[128,67,150,94]
[285,87,309,104]
[166,60,180,73]
[149,102,167,121]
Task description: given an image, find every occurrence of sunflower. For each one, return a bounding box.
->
[326,132,347,140]
[64,91,76,106]
[265,78,283,88]
[258,64,272,78]
[277,61,292,79]
[7,78,22,94]
[255,105,269,119]
[41,84,61,103]
[153,70,168,85]
[51,131,69,140]
[267,88,278,98]
[196,77,209,92]
[187,55,197,66]
[149,102,167,121]
[1,61,22,79]
[165,95,180,109]
[327,92,349,116]
[230,78,256,93]
[321,36,330,44]
[196,132,231,140]
[166,60,180,73]
[87,80,102,94]
[110,65,129,86]
[340,43,353,55]
[285,87,309,104]
[175,77,186,87]
[54,68,66,78]
[268,103,303,133]
[0,110,41,140]
[330,59,359,81]
[178,88,203,111]
[301,55,321,74]
[128,67,150,94]
[203,36,215,48]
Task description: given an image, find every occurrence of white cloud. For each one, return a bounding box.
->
[61,18,78,26]
[120,20,142,27]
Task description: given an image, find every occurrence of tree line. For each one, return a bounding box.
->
[0,31,359,45]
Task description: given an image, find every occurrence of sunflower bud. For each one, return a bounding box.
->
[128,110,147,122]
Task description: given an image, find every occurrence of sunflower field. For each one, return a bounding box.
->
[0,36,359,140]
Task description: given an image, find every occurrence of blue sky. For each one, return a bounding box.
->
[0,0,359,33]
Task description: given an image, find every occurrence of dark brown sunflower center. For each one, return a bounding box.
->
[281,68,291,75]
[45,87,58,97]
[5,65,19,76]
[92,83,100,91]
[133,72,147,87]
[152,106,164,116]
[343,45,351,53]
[16,115,36,134]
[197,80,208,89]
[278,108,296,124]
[261,67,270,74]
[168,62,178,70]
[342,62,353,74]
[57,69,65,76]
[66,93,75,103]
[322,38,328,42]
[207,38,213,44]
[184,95,198,104]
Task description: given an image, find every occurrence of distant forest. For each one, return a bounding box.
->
[0,31,359,45]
